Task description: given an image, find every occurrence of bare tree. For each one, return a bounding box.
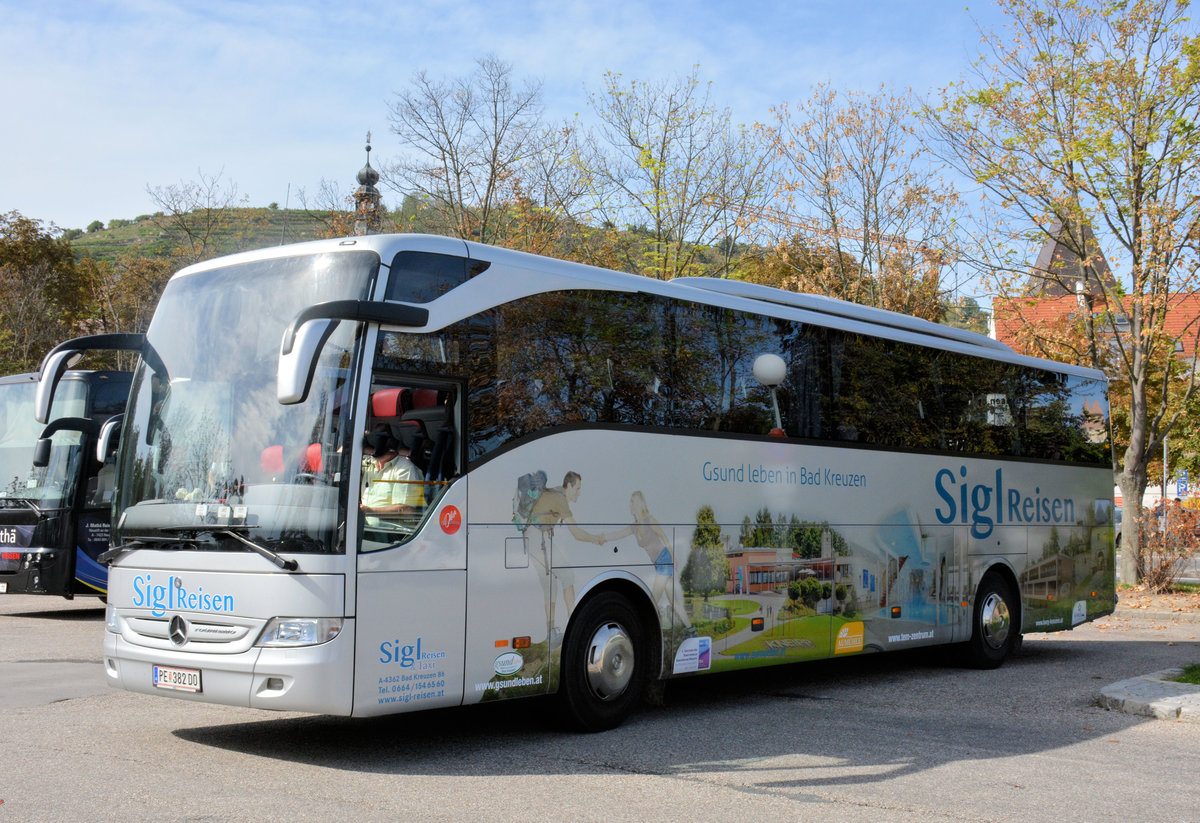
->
[385,54,545,245]
[583,67,775,279]
[146,169,250,264]
[296,178,356,238]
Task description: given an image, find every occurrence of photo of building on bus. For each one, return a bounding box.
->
[72,234,1114,731]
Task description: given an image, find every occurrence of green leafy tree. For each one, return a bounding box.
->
[739,507,781,548]
[683,505,729,597]
[799,576,822,609]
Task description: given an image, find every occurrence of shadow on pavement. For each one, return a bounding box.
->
[172,638,1167,784]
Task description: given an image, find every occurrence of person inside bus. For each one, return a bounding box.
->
[360,428,424,529]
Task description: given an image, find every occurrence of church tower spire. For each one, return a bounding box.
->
[353,132,382,236]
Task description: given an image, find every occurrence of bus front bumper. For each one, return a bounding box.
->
[103,620,356,715]
[0,548,71,596]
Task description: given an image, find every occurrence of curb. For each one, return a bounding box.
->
[1099,669,1200,723]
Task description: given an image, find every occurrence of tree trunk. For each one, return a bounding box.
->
[1117,468,1146,586]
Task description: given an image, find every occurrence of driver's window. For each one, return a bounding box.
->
[358,379,458,551]
[85,421,121,507]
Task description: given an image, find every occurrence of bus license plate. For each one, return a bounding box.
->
[153,664,202,693]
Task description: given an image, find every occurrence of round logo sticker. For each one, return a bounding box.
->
[494,652,523,676]
[439,505,462,534]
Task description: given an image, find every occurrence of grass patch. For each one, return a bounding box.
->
[1171,664,1200,685]
[1173,581,1200,594]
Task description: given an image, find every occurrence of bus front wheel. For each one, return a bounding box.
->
[964,572,1018,669]
[558,591,645,732]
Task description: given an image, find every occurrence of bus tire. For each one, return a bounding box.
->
[558,591,645,732]
[964,572,1018,669]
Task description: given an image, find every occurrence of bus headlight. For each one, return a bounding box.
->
[105,603,119,633]
[257,617,343,647]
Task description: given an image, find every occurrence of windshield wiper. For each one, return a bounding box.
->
[100,534,198,563]
[106,526,302,571]
[98,539,148,564]
[0,497,42,513]
[150,525,300,571]
[214,529,300,571]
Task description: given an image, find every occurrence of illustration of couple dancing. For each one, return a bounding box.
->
[526,471,691,630]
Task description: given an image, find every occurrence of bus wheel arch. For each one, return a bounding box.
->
[557,582,660,732]
[962,566,1021,669]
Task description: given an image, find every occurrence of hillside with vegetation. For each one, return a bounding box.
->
[69,206,329,264]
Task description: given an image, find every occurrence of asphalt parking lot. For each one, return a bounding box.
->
[1,594,1198,823]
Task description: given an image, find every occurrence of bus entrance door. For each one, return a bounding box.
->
[352,482,469,716]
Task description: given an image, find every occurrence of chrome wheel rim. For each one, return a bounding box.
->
[584,620,634,701]
[980,592,1011,650]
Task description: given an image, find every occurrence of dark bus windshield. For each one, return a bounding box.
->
[0,377,88,507]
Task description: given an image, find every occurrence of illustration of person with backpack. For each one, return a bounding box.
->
[513,470,605,637]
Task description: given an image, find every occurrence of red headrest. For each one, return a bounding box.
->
[303,443,323,473]
[371,388,406,418]
[261,445,284,474]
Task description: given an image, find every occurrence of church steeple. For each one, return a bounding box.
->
[353,132,382,236]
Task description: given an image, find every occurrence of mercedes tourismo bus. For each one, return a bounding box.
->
[61,234,1114,730]
[1,368,130,598]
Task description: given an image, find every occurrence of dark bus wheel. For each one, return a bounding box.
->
[965,572,1018,669]
[558,591,644,732]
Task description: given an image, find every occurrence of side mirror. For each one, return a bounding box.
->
[30,417,99,468]
[97,415,123,463]
[278,319,339,405]
[277,300,430,405]
[35,333,146,423]
[32,438,52,468]
[35,349,82,424]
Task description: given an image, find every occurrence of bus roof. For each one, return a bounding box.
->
[172,233,1106,383]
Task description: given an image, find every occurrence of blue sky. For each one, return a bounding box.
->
[2,0,1006,232]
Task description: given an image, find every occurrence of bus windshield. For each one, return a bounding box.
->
[113,251,377,553]
[0,378,88,507]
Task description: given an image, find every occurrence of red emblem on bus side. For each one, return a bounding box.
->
[439,506,462,534]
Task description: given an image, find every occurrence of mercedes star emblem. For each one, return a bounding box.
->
[169,615,188,646]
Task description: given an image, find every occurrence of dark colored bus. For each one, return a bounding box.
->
[0,369,131,599]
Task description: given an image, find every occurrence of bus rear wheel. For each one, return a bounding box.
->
[558,591,645,732]
[964,572,1018,669]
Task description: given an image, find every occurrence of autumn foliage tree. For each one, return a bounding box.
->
[927,0,1200,582]
[0,211,95,372]
[758,85,964,321]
